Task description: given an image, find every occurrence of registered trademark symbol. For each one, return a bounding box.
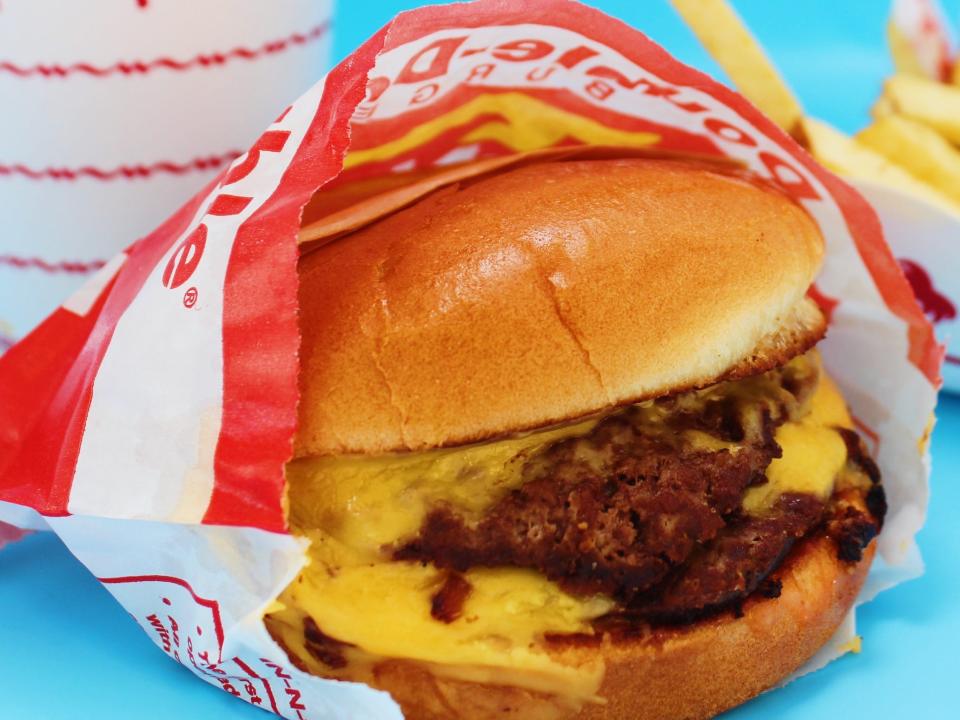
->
[183,287,198,308]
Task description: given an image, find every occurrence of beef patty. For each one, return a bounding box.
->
[396,355,884,624]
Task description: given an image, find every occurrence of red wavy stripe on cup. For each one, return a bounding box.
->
[0,21,329,78]
[0,150,241,181]
[0,255,107,274]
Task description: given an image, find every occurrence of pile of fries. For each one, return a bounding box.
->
[673,0,960,219]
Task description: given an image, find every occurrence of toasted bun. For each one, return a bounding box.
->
[359,534,873,720]
[297,158,825,456]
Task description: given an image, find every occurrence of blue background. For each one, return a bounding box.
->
[2,1,958,718]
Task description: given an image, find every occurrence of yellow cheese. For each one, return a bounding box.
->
[286,415,601,561]
[742,372,852,514]
[269,354,852,701]
[269,554,610,700]
[277,416,613,701]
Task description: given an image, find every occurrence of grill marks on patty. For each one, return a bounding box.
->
[395,356,885,623]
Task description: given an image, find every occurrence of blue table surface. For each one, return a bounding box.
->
[3,1,959,718]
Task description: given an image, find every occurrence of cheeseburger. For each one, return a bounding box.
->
[265,158,885,720]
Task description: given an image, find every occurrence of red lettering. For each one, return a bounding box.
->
[352,104,377,120]
[703,118,757,146]
[491,39,553,62]
[285,688,306,711]
[208,194,252,216]
[396,37,467,84]
[900,258,957,323]
[586,65,645,89]
[466,63,495,82]
[225,130,291,185]
[162,224,206,290]
[410,83,439,105]
[145,614,171,653]
[585,79,614,100]
[366,76,390,102]
[526,66,556,82]
[263,659,292,680]
[168,616,180,648]
[240,679,261,704]
[586,67,707,112]
[197,650,225,674]
[557,45,598,68]
[759,152,821,200]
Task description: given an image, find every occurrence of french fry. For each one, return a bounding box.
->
[669,0,804,137]
[676,0,960,214]
[888,21,931,78]
[880,73,960,144]
[872,93,896,120]
[800,117,960,217]
[857,114,960,205]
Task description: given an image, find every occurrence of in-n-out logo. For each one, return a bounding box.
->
[159,130,291,307]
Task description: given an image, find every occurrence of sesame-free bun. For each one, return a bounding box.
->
[359,534,873,720]
[296,158,825,456]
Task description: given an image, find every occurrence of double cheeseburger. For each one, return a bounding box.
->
[265,158,885,719]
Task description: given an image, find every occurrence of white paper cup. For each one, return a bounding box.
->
[0,0,332,351]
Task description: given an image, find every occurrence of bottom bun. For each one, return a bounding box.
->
[365,534,875,720]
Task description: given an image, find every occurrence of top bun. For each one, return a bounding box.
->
[296,158,825,456]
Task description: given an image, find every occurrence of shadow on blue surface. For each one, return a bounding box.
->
[0,532,267,719]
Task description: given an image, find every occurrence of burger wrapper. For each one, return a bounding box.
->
[0,2,942,717]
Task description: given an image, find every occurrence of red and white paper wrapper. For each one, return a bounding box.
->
[0,0,331,353]
[890,0,956,81]
[0,2,942,717]
[882,0,960,392]
[853,179,960,393]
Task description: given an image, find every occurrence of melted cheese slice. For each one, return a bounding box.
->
[286,416,600,560]
[268,359,853,702]
[743,372,852,514]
